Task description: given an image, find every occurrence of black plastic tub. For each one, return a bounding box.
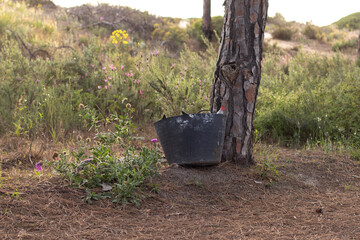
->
[154,113,226,166]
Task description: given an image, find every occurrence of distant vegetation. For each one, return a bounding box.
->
[0,1,360,153]
[334,12,360,30]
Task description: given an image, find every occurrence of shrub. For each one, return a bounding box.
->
[267,13,287,27]
[49,106,161,205]
[303,23,325,42]
[152,19,187,52]
[257,51,360,146]
[187,16,224,47]
[332,38,358,52]
[272,26,296,40]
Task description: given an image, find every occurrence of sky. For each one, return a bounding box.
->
[52,0,360,26]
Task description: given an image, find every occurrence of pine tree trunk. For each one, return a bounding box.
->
[210,0,268,165]
[202,0,213,40]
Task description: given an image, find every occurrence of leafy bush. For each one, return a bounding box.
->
[332,38,358,52]
[257,51,360,146]
[49,106,161,204]
[267,13,287,27]
[152,19,187,51]
[303,23,325,42]
[334,12,360,30]
[272,26,296,40]
[187,16,224,47]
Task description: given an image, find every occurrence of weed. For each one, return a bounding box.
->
[254,145,281,181]
[48,106,161,204]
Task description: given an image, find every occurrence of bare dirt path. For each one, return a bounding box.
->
[1,147,360,239]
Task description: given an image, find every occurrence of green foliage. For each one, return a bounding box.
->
[254,145,281,181]
[334,12,360,30]
[49,106,161,204]
[141,44,217,117]
[272,26,297,40]
[257,51,360,147]
[302,23,325,42]
[267,13,287,27]
[187,16,224,47]
[152,19,187,51]
[332,38,358,52]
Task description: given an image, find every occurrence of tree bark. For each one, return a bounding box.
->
[202,0,213,40]
[210,0,268,165]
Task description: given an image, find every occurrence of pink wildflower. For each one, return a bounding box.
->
[98,86,102,89]
[105,85,108,90]
[85,73,88,77]
[35,163,42,171]
[121,65,124,69]
[151,138,158,143]
[139,90,144,95]
[100,17,104,20]
[91,65,95,68]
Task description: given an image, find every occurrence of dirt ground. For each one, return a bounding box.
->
[1,140,360,239]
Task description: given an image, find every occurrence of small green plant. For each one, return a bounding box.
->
[255,145,281,181]
[350,148,360,161]
[49,106,161,205]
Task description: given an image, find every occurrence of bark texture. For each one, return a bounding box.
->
[210,0,268,165]
[202,0,213,40]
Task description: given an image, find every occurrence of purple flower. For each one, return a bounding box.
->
[151,138,158,143]
[35,163,42,171]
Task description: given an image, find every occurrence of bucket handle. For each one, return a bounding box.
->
[197,109,211,114]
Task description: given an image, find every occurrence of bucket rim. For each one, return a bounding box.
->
[154,112,223,125]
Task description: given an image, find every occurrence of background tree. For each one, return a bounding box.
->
[202,0,213,40]
[210,0,268,165]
